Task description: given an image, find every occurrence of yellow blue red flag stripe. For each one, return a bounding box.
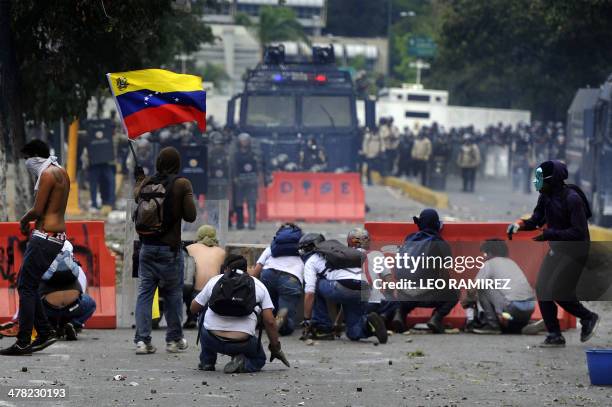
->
[106,69,206,139]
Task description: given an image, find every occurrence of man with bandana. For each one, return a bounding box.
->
[1,140,70,356]
[184,225,226,328]
[507,160,600,347]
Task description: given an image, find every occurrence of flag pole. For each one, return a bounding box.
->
[128,140,140,167]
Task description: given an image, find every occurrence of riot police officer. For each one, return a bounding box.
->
[231,133,261,230]
[207,131,230,201]
[299,136,327,172]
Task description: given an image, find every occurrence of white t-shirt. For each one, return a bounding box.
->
[303,253,363,293]
[77,268,87,292]
[476,257,534,302]
[256,246,305,282]
[194,271,274,336]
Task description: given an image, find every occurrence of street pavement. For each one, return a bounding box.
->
[9,173,606,406]
[1,306,611,407]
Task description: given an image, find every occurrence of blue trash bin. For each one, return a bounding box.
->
[586,349,612,386]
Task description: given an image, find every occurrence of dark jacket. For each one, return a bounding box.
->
[523,160,589,242]
[135,147,197,249]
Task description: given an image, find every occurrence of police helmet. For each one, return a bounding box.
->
[347,228,370,249]
[298,233,325,256]
[210,131,224,145]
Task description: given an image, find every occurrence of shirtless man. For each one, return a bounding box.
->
[1,140,70,356]
[183,225,226,328]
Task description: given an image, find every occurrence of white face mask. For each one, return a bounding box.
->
[25,157,48,178]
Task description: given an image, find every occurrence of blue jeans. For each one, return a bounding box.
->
[16,236,63,345]
[313,280,370,341]
[44,294,97,329]
[88,163,116,208]
[199,328,266,372]
[134,245,184,344]
[260,269,302,335]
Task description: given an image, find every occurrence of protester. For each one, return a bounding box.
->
[252,223,304,336]
[466,239,535,334]
[456,134,481,192]
[1,140,70,356]
[507,160,600,347]
[184,225,226,329]
[39,240,96,341]
[132,146,196,354]
[393,209,459,334]
[301,234,388,344]
[232,133,261,230]
[190,254,290,373]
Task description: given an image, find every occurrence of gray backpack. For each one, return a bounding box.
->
[133,175,177,237]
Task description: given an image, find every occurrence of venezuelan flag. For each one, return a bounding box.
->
[106,69,206,139]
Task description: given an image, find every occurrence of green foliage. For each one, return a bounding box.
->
[11,0,214,123]
[429,0,612,119]
[256,6,308,46]
[198,63,229,89]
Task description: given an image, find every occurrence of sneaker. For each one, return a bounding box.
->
[166,338,188,353]
[275,308,289,332]
[223,355,247,374]
[135,341,157,355]
[473,324,502,335]
[521,319,546,335]
[426,314,445,334]
[310,327,335,341]
[198,363,215,371]
[539,334,566,348]
[30,332,58,353]
[64,323,78,341]
[367,312,388,344]
[580,313,600,343]
[0,342,32,356]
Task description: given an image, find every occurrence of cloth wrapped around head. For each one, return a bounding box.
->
[197,224,219,247]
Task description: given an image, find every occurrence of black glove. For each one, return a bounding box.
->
[532,233,546,242]
[268,342,290,367]
[134,165,145,180]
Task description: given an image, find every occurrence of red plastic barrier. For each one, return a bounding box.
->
[0,221,116,328]
[365,222,576,330]
[264,172,365,222]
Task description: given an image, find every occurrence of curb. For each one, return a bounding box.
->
[372,172,449,209]
[589,225,612,241]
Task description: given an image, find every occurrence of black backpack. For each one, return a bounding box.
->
[133,175,178,237]
[208,270,258,317]
[563,184,593,219]
[314,240,364,273]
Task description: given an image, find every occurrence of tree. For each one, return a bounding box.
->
[256,6,309,49]
[0,0,214,218]
[325,0,387,37]
[428,0,612,120]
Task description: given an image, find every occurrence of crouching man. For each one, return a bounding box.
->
[301,236,388,344]
[190,254,289,373]
[40,241,96,340]
[470,239,535,334]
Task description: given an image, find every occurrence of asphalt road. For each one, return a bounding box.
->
[1,306,611,407]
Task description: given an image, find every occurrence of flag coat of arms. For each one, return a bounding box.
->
[106,69,206,139]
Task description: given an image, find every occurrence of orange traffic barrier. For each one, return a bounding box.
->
[265,172,365,222]
[0,221,116,328]
[365,222,576,330]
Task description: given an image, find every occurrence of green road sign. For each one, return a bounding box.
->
[408,36,437,58]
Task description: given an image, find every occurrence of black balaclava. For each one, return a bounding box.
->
[156,147,181,175]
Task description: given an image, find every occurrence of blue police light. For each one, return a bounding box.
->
[272,73,283,82]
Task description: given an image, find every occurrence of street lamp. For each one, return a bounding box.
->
[387,1,415,78]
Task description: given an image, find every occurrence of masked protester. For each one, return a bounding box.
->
[1,140,70,356]
[507,160,599,347]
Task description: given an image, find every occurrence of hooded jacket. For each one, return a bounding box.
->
[135,147,197,249]
[522,160,589,241]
